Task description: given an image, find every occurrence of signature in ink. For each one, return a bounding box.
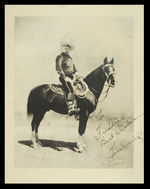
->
[95,112,144,156]
[109,136,144,158]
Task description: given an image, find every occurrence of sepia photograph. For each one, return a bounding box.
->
[5,5,144,183]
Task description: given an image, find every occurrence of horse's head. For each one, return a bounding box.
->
[103,57,116,87]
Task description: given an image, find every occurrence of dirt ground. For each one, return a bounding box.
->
[14,111,133,168]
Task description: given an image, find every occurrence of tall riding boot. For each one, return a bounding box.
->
[67,93,80,116]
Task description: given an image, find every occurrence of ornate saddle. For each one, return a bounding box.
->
[49,78,89,98]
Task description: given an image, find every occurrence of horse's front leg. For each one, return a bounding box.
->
[75,110,89,152]
[76,134,87,152]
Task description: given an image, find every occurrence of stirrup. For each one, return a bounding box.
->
[68,107,80,116]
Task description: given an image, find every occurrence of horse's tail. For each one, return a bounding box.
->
[27,90,35,117]
[27,86,42,117]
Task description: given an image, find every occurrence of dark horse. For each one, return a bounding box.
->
[27,57,116,152]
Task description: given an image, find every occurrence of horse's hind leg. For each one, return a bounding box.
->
[31,111,46,149]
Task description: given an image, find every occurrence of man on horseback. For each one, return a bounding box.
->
[56,38,80,116]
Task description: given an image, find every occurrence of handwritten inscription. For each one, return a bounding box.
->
[95,112,144,157]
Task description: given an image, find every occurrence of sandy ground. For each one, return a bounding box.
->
[14,111,133,168]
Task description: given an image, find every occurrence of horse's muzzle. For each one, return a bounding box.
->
[109,74,116,87]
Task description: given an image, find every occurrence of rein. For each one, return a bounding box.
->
[98,80,111,103]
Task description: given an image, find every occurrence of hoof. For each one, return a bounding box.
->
[37,140,42,147]
[74,146,82,153]
[56,147,63,151]
[82,144,87,151]
[74,143,87,153]
[31,141,42,149]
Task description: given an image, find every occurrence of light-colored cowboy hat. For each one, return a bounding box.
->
[60,37,74,50]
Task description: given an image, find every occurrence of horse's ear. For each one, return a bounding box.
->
[111,58,114,64]
[104,57,107,65]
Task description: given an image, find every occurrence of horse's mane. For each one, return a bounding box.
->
[83,64,106,99]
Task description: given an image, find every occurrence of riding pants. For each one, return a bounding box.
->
[59,75,74,102]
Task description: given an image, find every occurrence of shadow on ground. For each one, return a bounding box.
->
[18,139,78,152]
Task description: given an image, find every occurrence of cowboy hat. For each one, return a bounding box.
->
[60,37,74,50]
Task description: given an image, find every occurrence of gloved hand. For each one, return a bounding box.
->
[74,72,83,80]
[65,77,72,83]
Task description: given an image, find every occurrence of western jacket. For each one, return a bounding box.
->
[56,52,77,77]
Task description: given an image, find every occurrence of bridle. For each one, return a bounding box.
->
[103,63,115,87]
[91,63,115,103]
